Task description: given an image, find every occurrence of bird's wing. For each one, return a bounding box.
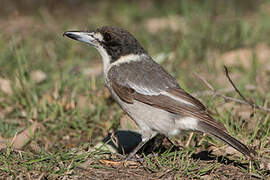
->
[107,56,226,132]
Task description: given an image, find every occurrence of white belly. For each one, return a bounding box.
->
[106,83,199,137]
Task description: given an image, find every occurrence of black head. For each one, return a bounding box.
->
[64,26,147,63]
[95,26,146,63]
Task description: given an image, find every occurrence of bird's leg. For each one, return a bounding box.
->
[126,131,156,160]
[185,132,194,147]
[126,138,149,160]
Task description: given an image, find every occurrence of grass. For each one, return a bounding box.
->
[0,0,270,179]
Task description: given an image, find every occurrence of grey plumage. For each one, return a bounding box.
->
[108,56,180,94]
[107,54,251,157]
[63,26,253,158]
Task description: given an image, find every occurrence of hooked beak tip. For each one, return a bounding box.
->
[63,31,81,41]
[63,32,68,37]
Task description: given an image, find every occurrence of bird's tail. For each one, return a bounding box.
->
[198,121,253,157]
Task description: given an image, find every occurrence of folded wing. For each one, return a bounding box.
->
[108,57,227,132]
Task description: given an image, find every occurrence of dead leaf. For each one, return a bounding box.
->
[21,110,27,118]
[123,160,140,168]
[29,141,41,153]
[58,94,76,111]
[220,43,270,69]
[53,82,59,100]
[145,15,186,34]
[0,122,39,150]
[30,70,47,84]
[99,159,121,167]
[11,122,39,149]
[221,48,252,69]
[201,175,213,180]
[255,43,270,64]
[0,78,12,95]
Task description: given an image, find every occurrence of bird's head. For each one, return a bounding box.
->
[64,26,146,67]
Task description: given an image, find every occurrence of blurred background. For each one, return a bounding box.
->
[0,0,270,178]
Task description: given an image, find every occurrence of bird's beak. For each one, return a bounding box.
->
[63,31,97,46]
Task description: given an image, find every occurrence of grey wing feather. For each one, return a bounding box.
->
[108,56,205,109]
[107,57,254,157]
[107,56,227,132]
[108,56,179,94]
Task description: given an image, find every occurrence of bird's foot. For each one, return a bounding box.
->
[125,154,144,163]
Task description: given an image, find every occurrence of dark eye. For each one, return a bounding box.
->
[104,32,111,42]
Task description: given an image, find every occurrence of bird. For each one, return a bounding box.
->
[63,26,253,159]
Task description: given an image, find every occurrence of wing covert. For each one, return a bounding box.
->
[107,56,227,132]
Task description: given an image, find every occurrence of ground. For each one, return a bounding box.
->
[0,0,269,179]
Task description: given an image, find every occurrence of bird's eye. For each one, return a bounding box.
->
[104,32,111,42]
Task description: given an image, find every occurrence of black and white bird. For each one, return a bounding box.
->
[64,26,252,159]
